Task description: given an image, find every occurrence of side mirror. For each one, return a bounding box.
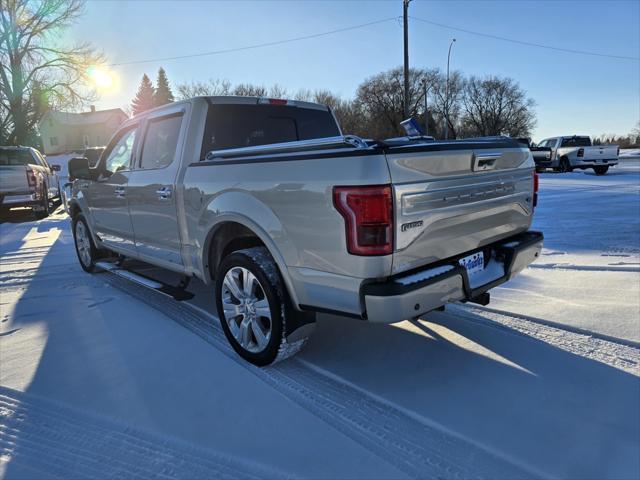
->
[68,157,91,181]
[51,164,61,172]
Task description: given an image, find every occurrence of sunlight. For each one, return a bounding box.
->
[86,66,118,93]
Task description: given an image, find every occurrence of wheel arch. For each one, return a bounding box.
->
[202,215,302,309]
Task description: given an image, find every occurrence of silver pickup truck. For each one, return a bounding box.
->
[67,96,543,366]
[0,146,61,218]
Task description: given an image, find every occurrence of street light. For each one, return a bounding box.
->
[444,38,456,140]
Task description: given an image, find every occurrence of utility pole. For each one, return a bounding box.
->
[403,0,411,120]
[422,78,429,136]
[444,38,456,140]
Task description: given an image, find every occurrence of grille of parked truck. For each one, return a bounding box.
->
[66,96,543,366]
[0,146,61,218]
[535,135,619,175]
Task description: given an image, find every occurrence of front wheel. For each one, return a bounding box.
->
[593,165,609,175]
[73,214,100,272]
[215,247,311,366]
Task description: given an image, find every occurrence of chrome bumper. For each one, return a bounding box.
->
[362,231,543,323]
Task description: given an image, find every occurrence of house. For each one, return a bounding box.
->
[38,106,128,155]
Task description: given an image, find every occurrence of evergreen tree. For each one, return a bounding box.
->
[131,74,155,116]
[153,67,174,107]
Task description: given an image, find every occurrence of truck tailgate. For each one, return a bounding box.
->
[0,166,29,194]
[385,141,534,275]
[582,145,618,161]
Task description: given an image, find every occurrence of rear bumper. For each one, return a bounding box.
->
[362,231,543,323]
[572,159,618,167]
[0,192,38,208]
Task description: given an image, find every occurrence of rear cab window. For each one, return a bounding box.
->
[0,149,34,166]
[561,137,591,147]
[200,103,340,159]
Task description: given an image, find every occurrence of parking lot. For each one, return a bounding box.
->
[1,161,639,479]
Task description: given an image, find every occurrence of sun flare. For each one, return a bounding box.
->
[87,66,118,92]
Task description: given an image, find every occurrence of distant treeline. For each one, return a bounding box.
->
[131,66,538,140]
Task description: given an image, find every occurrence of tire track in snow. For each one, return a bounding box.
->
[102,273,534,480]
[0,387,287,480]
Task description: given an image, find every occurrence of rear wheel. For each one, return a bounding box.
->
[560,158,573,173]
[34,186,50,219]
[215,247,311,366]
[593,165,609,175]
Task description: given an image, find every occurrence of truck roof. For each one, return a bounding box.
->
[130,96,330,120]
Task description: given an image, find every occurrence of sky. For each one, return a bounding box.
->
[70,0,640,141]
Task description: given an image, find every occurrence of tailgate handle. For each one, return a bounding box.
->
[473,152,501,171]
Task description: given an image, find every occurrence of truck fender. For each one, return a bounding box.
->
[68,192,100,246]
[200,192,301,307]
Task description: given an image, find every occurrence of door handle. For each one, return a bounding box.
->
[114,187,125,198]
[156,186,172,200]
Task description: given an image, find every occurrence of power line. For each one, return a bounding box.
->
[107,17,398,67]
[410,16,639,62]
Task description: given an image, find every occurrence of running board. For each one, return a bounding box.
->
[95,261,195,301]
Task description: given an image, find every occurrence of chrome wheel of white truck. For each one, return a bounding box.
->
[215,247,310,366]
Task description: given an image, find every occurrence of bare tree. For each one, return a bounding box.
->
[354,66,431,139]
[429,70,463,139]
[175,79,231,100]
[460,75,536,138]
[0,0,102,145]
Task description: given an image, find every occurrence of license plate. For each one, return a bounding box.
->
[459,251,484,276]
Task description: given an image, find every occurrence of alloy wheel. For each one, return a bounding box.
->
[221,266,273,353]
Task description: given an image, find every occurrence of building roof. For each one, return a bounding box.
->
[41,108,128,127]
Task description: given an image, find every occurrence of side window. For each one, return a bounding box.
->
[104,127,137,175]
[139,114,183,170]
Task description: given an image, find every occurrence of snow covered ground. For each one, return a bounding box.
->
[1,162,638,479]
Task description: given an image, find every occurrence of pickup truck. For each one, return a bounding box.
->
[67,96,543,366]
[536,136,619,175]
[0,146,61,218]
[516,138,552,172]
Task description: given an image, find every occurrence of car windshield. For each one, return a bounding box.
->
[0,149,33,166]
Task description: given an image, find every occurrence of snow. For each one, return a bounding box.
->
[1,162,639,479]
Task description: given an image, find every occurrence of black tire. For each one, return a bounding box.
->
[34,186,50,219]
[559,158,573,173]
[593,165,609,176]
[215,247,311,366]
[72,214,99,272]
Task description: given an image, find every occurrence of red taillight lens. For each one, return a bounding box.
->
[577,148,584,157]
[333,185,393,256]
[26,168,37,188]
[533,171,539,209]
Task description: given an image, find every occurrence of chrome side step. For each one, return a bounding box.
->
[95,261,195,301]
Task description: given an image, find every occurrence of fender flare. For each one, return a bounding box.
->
[199,192,301,307]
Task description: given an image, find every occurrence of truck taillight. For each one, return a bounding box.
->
[577,148,584,157]
[26,168,37,188]
[533,171,539,209]
[333,185,393,256]
[617,147,620,157]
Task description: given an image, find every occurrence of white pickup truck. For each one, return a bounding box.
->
[67,96,543,366]
[0,146,61,217]
[536,136,619,175]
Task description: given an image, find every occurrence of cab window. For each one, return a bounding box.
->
[139,114,183,170]
[103,126,138,175]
